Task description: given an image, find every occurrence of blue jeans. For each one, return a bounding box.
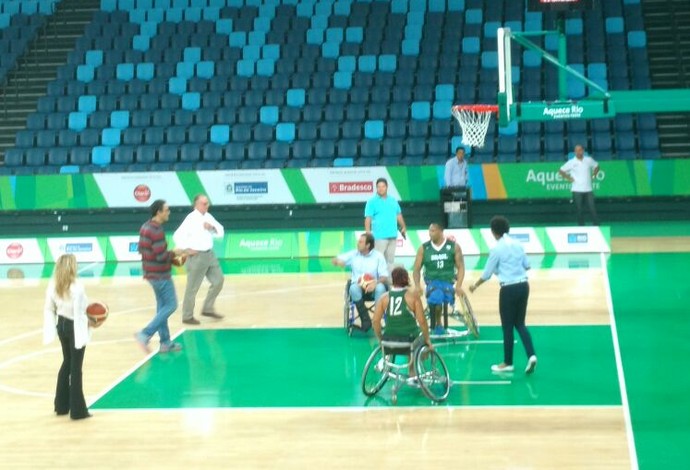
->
[349,281,386,303]
[143,278,178,344]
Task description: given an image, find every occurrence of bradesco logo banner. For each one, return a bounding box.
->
[480,227,545,254]
[93,172,190,208]
[304,167,400,203]
[198,169,295,205]
[109,236,142,262]
[47,237,105,263]
[226,232,295,259]
[0,238,44,264]
[354,230,415,257]
[546,227,610,253]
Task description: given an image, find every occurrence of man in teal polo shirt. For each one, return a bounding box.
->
[364,177,407,273]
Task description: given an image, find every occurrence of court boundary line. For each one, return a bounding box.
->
[88,404,627,413]
[601,252,639,470]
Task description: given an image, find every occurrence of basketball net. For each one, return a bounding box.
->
[451,105,497,148]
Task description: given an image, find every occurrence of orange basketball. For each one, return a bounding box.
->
[172,253,187,267]
[86,301,109,323]
[358,273,375,289]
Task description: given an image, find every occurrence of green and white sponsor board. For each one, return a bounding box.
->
[0,161,687,210]
[0,227,610,265]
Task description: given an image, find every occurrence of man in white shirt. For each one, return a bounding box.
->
[173,194,225,325]
[558,145,600,226]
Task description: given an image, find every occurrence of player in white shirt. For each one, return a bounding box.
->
[173,194,225,325]
[558,144,600,226]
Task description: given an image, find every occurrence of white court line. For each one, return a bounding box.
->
[87,404,626,413]
[601,252,639,470]
[451,380,511,386]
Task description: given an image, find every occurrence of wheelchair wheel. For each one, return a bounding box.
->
[343,280,353,332]
[414,344,451,403]
[458,294,480,338]
[361,346,389,397]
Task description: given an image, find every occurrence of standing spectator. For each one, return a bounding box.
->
[469,216,537,374]
[444,147,469,188]
[173,194,225,325]
[332,233,389,331]
[364,177,407,272]
[558,144,600,226]
[43,253,98,420]
[135,199,184,353]
[412,222,465,335]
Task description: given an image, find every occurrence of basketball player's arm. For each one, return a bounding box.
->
[412,245,424,295]
[372,294,387,342]
[364,216,372,233]
[592,162,600,179]
[454,242,466,296]
[411,293,433,350]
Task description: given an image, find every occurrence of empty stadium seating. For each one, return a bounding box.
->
[2,0,661,174]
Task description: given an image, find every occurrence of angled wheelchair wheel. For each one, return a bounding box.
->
[343,280,353,332]
[361,346,389,397]
[414,344,451,403]
[458,294,480,338]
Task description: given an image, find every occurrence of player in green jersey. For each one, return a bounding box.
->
[412,223,466,334]
[372,267,433,378]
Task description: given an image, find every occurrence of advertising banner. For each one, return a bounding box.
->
[108,236,142,262]
[480,227,545,254]
[545,226,611,253]
[225,231,296,259]
[303,167,399,203]
[46,237,105,263]
[198,169,295,205]
[93,172,190,208]
[0,238,45,264]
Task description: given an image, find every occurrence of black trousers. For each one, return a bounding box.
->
[498,282,536,366]
[55,316,88,419]
[572,191,599,226]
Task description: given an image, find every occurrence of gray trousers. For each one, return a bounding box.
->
[374,238,397,274]
[182,250,225,321]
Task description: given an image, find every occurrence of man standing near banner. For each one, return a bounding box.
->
[173,194,225,325]
[364,177,407,273]
[558,144,600,226]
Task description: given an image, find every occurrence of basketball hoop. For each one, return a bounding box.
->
[451,104,498,148]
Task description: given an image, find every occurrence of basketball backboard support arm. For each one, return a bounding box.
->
[496,27,690,127]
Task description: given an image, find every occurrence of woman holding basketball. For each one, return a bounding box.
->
[43,254,97,420]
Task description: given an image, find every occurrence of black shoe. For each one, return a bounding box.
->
[182,318,201,325]
[55,411,69,416]
[71,413,92,420]
[201,311,224,319]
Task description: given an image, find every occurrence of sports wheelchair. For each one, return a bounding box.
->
[342,279,387,335]
[425,287,480,341]
[361,336,451,404]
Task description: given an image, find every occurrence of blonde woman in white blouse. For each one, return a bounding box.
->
[43,254,100,420]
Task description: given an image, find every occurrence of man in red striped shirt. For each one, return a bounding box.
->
[134,199,185,354]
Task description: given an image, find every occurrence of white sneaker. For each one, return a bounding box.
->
[525,355,537,374]
[374,358,385,372]
[491,363,514,373]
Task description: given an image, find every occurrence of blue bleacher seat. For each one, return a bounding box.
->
[364,120,384,140]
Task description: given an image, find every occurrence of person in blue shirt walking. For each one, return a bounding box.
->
[364,178,407,273]
[469,216,537,374]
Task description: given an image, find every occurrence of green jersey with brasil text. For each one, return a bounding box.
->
[422,239,456,283]
[383,288,420,337]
